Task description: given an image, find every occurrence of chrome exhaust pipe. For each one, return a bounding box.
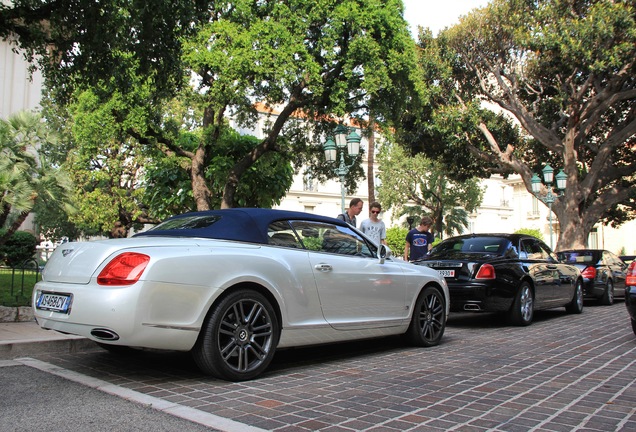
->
[464,303,482,311]
[91,328,120,341]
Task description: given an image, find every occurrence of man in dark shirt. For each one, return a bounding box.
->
[404,216,434,261]
[337,198,364,228]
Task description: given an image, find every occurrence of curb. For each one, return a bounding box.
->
[0,306,34,323]
[0,338,99,360]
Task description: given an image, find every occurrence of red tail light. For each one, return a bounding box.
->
[627,262,636,286]
[97,253,150,286]
[475,263,496,279]
[581,266,597,279]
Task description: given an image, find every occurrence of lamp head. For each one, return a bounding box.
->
[542,164,554,184]
[322,138,337,163]
[334,124,348,148]
[531,173,542,194]
[346,130,361,156]
[555,170,567,190]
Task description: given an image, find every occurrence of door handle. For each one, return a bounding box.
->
[314,263,332,272]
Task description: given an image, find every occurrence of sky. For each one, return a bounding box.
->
[402,0,490,37]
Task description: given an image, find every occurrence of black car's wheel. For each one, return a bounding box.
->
[193,289,279,381]
[405,285,446,347]
[509,282,533,326]
[600,279,614,305]
[631,318,636,336]
[566,278,584,314]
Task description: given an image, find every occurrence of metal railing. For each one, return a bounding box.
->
[0,259,41,306]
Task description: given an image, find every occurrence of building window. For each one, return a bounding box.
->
[589,228,598,248]
[303,174,317,192]
[528,196,540,218]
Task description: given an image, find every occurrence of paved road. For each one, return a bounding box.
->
[2,303,635,431]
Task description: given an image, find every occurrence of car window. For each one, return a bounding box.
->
[537,241,558,262]
[430,237,510,257]
[558,251,596,264]
[520,239,551,261]
[289,220,376,258]
[602,251,612,266]
[150,215,221,230]
[606,251,622,267]
[267,221,303,248]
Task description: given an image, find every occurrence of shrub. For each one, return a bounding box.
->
[0,230,38,267]
[386,226,408,257]
[514,228,544,241]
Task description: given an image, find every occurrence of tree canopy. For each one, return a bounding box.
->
[377,143,483,238]
[0,111,73,245]
[0,0,207,102]
[3,0,422,222]
[403,0,636,249]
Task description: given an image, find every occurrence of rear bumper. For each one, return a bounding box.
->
[626,286,636,321]
[447,281,514,313]
[581,279,605,299]
[32,279,208,351]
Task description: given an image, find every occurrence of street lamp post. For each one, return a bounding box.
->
[322,124,361,214]
[530,165,567,250]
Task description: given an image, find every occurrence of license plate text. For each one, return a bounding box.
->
[37,293,72,313]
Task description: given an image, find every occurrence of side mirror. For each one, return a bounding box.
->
[378,244,392,264]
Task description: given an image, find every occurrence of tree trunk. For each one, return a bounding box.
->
[192,145,212,211]
[220,98,305,209]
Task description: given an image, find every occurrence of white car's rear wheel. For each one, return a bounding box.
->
[193,289,279,381]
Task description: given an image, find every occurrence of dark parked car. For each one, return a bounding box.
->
[415,234,583,326]
[625,261,636,335]
[621,255,635,265]
[556,249,627,305]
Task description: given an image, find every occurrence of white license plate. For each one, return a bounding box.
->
[437,269,455,278]
[37,293,72,313]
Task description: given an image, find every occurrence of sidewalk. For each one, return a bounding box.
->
[0,321,98,360]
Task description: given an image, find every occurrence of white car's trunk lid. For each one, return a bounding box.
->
[42,238,203,284]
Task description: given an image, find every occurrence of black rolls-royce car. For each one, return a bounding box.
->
[415,234,584,326]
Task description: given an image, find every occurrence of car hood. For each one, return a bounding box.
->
[42,237,221,284]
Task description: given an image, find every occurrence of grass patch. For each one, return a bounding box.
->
[0,267,39,307]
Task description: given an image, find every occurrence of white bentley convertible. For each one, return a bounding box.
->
[33,208,449,381]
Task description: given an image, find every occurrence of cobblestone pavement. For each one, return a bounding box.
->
[26,303,636,431]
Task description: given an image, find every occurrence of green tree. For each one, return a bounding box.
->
[0,111,73,246]
[405,0,636,250]
[143,127,294,219]
[63,90,158,238]
[4,1,421,212]
[0,0,206,103]
[377,143,483,239]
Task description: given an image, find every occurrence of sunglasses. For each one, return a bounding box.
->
[371,210,381,214]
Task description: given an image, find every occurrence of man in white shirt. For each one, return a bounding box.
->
[360,201,387,246]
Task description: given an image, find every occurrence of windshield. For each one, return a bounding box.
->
[430,237,512,258]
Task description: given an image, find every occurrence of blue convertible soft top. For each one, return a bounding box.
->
[134,208,350,244]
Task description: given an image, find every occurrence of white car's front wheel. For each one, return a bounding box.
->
[193,289,279,381]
